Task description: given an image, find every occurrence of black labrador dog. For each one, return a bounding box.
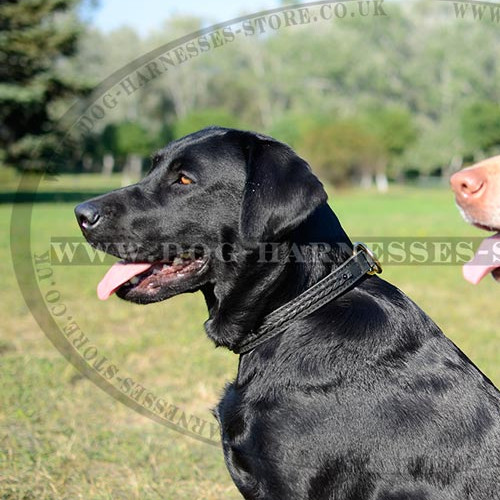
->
[75,127,500,500]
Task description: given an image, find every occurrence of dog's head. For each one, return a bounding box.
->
[75,127,330,304]
[450,156,500,283]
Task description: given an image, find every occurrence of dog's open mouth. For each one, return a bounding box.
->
[463,233,500,284]
[97,250,208,301]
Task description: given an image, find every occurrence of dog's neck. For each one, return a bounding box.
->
[202,204,352,351]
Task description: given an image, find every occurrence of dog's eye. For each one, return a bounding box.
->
[177,174,193,185]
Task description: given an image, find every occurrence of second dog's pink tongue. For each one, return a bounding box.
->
[463,234,500,285]
[97,261,154,300]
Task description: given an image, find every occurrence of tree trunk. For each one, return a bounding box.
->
[101,153,114,176]
[443,154,463,183]
[360,172,373,189]
[375,172,389,193]
[82,153,93,172]
[121,154,142,186]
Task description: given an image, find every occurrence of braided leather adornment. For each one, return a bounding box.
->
[233,246,380,355]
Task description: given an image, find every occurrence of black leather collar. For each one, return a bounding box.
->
[233,243,382,355]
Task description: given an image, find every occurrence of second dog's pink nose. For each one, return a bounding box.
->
[450,169,485,199]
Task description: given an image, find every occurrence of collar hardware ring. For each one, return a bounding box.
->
[353,242,383,275]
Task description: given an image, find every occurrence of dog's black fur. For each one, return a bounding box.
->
[76,127,500,500]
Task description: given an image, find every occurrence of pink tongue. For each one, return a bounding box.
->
[463,234,500,285]
[97,261,154,300]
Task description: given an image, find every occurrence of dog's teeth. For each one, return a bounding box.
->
[162,264,170,270]
[181,252,191,259]
[173,257,183,266]
[130,277,140,285]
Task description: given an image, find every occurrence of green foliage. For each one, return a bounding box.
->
[94,121,151,159]
[151,123,175,151]
[0,0,90,171]
[6,0,500,182]
[461,101,500,156]
[362,107,417,176]
[114,122,151,157]
[299,119,384,185]
[268,112,324,150]
[364,107,417,159]
[173,109,244,139]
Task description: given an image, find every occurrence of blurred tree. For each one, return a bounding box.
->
[269,112,323,150]
[0,0,91,171]
[362,107,417,182]
[56,1,500,184]
[114,121,151,185]
[80,121,152,182]
[299,119,385,188]
[173,108,244,139]
[80,123,118,175]
[150,123,175,151]
[144,16,205,121]
[114,121,151,158]
[461,101,500,159]
[365,108,417,161]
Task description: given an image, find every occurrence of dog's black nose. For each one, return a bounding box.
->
[75,201,101,230]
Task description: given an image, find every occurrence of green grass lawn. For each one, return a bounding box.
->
[1,179,499,499]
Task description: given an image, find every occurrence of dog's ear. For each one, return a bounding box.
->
[239,134,328,244]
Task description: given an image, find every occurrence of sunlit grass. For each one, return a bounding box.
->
[2,183,499,499]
